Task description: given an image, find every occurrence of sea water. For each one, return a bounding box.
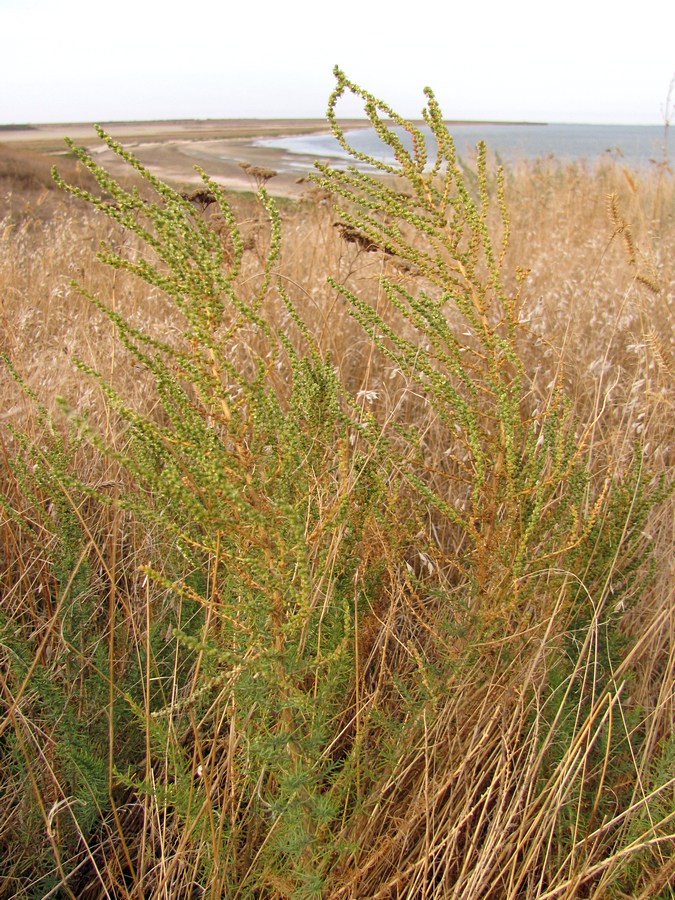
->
[256,123,671,170]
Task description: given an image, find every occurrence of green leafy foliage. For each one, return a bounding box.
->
[0,70,672,898]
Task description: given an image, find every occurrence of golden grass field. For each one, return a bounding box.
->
[0,110,673,898]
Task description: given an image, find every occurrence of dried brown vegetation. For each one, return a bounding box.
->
[0,93,673,899]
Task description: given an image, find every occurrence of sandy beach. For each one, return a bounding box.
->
[0,119,370,197]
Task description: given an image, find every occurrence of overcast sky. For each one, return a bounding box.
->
[1,0,673,125]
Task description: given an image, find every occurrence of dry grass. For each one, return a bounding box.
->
[0,133,673,899]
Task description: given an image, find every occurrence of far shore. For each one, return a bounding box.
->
[0,117,548,198]
[2,119,376,198]
[1,119,363,198]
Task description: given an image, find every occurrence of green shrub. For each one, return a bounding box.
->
[1,69,672,898]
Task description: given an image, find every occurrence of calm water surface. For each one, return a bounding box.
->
[257,124,671,170]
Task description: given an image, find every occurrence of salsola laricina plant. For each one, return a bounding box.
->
[0,67,672,899]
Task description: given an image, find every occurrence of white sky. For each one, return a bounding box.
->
[1,0,673,125]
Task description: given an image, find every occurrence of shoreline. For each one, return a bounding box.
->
[2,118,665,199]
[0,119,373,198]
[0,118,553,199]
